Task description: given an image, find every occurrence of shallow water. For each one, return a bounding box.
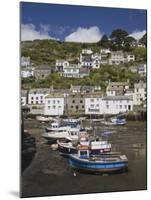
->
[21,119,147,197]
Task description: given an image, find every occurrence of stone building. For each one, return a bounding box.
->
[34,65,51,79]
[67,93,85,115]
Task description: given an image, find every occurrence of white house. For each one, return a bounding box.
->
[70,85,81,93]
[80,56,101,69]
[126,54,135,62]
[44,93,64,116]
[21,90,28,106]
[62,65,89,78]
[80,49,101,69]
[85,94,102,115]
[133,81,146,105]
[108,51,135,65]
[21,68,34,78]
[62,65,80,78]
[28,88,51,105]
[102,96,133,114]
[138,64,146,76]
[85,95,133,115]
[100,48,111,54]
[21,56,30,67]
[91,53,101,69]
[106,81,130,96]
[56,60,69,71]
[109,51,125,65]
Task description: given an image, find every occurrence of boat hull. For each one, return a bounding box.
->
[58,142,111,157]
[69,155,128,173]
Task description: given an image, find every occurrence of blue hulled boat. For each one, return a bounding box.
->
[69,147,128,173]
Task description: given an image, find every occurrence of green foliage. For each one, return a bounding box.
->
[21,39,146,91]
[22,64,141,91]
[123,36,136,51]
[133,47,147,62]
[110,29,129,49]
[97,34,111,48]
[139,33,147,47]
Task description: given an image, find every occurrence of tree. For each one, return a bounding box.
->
[133,47,147,62]
[139,33,147,47]
[97,34,110,48]
[123,36,136,51]
[110,29,129,49]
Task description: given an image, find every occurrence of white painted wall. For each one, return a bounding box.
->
[44,97,64,116]
[21,69,34,78]
[133,87,146,105]
[102,99,133,114]
[85,97,133,115]
[21,97,27,106]
[28,93,48,105]
[85,97,102,115]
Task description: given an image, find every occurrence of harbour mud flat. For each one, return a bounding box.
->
[21,119,147,198]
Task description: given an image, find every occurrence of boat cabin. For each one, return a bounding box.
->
[78,149,90,159]
[51,122,59,129]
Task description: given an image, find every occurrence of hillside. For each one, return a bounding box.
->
[21,39,101,66]
[21,39,146,90]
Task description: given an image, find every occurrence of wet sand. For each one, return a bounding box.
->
[21,119,147,198]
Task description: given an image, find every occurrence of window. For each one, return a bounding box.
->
[31,97,34,100]
[48,100,50,104]
[90,99,94,102]
[125,105,127,109]
[57,100,60,103]
[120,105,122,109]
[36,101,38,104]
[72,100,75,103]
[53,100,56,104]
[48,106,50,109]
[82,105,84,108]
[41,100,43,104]
[31,101,34,104]
[106,105,109,109]
[76,105,79,110]
[36,97,38,100]
[90,104,94,108]
[96,104,99,107]
[80,100,83,103]
[40,96,43,99]
[80,151,88,156]
[71,106,73,108]
[53,105,56,109]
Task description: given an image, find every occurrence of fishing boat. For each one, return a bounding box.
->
[57,135,112,156]
[111,116,126,125]
[101,116,126,126]
[42,126,82,142]
[45,120,80,132]
[69,147,128,173]
[62,118,81,124]
[36,116,52,122]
